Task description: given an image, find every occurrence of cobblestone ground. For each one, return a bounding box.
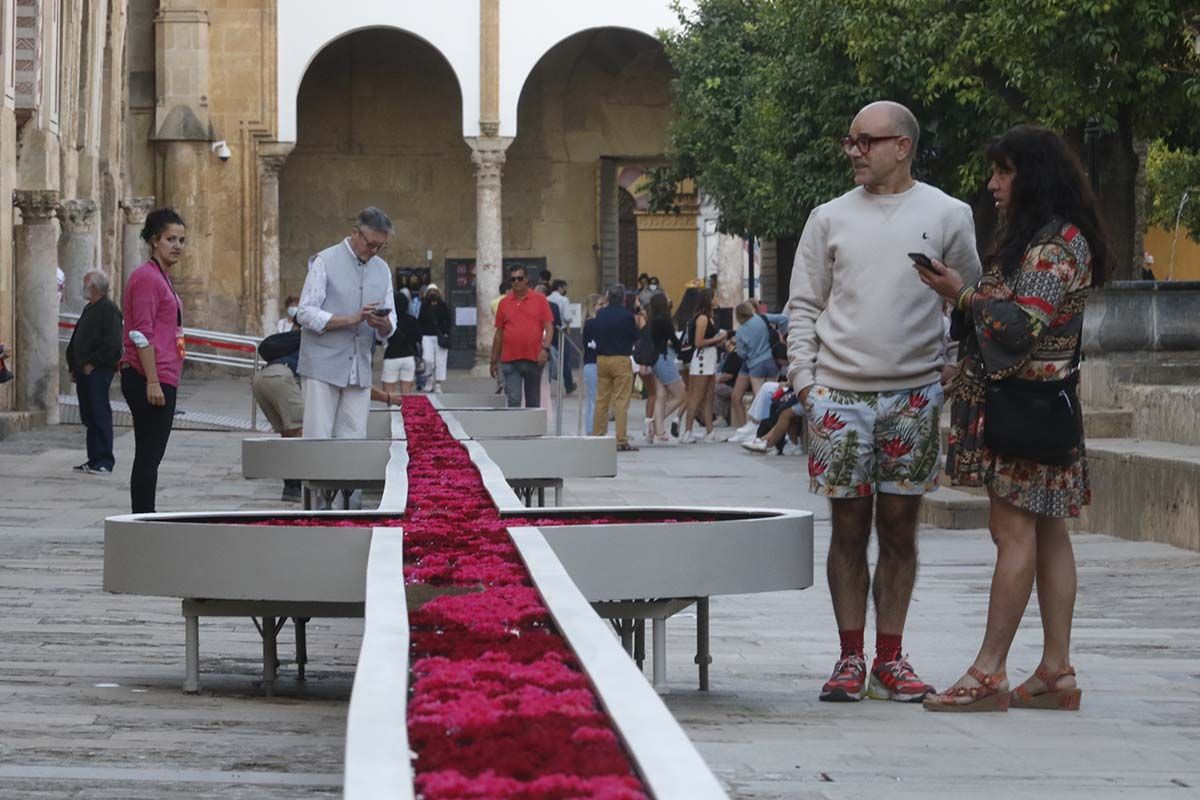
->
[0,377,1196,798]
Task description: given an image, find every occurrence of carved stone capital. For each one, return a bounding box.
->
[121,196,156,225]
[14,190,62,222]
[471,146,508,188]
[258,142,295,182]
[480,121,500,138]
[58,199,100,234]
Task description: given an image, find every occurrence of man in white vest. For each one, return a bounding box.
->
[297,207,397,439]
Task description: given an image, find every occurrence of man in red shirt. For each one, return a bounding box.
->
[490,265,554,408]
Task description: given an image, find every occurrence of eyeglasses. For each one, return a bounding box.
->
[354,227,389,253]
[511,275,527,283]
[840,134,904,156]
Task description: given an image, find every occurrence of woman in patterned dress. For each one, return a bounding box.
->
[914,126,1111,712]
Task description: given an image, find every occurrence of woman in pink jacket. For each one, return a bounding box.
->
[119,208,187,513]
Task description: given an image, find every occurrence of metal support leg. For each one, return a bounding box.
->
[341,490,352,510]
[261,616,278,697]
[294,617,309,681]
[302,485,312,511]
[695,597,712,691]
[634,619,646,671]
[183,615,200,694]
[554,482,562,507]
[618,619,633,655]
[537,487,545,507]
[652,618,667,688]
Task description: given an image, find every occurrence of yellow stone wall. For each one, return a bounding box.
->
[637,217,699,304]
[1145,225,1200,282]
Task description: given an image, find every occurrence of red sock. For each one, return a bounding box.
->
[839,629,864,658]
[876,632,903,663]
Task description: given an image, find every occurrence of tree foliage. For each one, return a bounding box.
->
[656,0,1200,269]
[1146,141,1200,240]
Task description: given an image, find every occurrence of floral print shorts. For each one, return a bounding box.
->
[805,381,944,498]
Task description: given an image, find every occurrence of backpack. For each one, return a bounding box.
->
[677,322,695,364]
[633,325,658,367]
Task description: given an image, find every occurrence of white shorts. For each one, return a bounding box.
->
[691,346,719,376]
[382,356,416,384]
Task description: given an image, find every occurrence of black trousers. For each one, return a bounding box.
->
[76,367,115,470]
[120,368,177,513]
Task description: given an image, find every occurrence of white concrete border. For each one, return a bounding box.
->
[509,526,727,799]
[343,528,413,800]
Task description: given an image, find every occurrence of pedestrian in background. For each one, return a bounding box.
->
[252,325,303,501]
[491,264,553,408]
[275,294,300,334]
[418,284,451,393]
[120,208,188,513]
[647,292,686,443]
[382,291,423,396]
[67,269,122,475]
[580,292,603,434]
[920,125,1108,712]
[590,283,639,451]
[681,288,727,443]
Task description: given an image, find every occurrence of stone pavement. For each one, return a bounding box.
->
[0,375,1197,799]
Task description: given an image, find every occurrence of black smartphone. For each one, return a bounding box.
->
[908,252,937,272]
[371,307,390,317]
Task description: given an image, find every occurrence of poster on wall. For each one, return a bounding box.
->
[443,258,548,369]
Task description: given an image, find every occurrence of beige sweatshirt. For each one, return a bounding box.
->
[786,182,982,392]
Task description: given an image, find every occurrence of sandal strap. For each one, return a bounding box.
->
[967,666,1006,690]
[1032,665,1075,688]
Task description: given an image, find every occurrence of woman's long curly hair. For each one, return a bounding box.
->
[986,125,1111,288]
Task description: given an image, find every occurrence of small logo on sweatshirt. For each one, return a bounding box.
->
[922,232,930,240]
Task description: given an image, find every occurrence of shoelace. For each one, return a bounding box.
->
[834,655,865,678]
[883,656,919,681]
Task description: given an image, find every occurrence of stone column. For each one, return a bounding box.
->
[120,197,155,289]
[14,190,62,423]
[470,139,512,362]
[258,144,293,337]
[57,199,99,315]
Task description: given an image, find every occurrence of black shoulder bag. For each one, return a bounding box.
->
[983,335,1083,467]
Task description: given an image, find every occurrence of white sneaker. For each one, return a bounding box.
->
[702,431,721,443]
[741,438,769,453]
[736,422,757,435]
[782,440,805,457]
[728,429,754,444]
[681,430,698,444]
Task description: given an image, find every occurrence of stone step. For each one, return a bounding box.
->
[937,406,1133,451]
[919,486,989,530]
[0,411,47,441]
[57,394,272,433]
[1113,384,1200,446]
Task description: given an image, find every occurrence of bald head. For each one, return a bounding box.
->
[854,101,920,159]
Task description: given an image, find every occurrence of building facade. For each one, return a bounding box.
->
[1,0,765,415]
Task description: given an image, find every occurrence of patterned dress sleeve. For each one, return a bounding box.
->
[967,242,1081,379]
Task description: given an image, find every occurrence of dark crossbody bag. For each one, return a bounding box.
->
[983,336,1082,467]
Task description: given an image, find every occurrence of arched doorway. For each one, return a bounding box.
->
[508,28,679,298]
[278,28,473,302]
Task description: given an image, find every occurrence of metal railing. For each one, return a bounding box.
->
[59,312,264,428]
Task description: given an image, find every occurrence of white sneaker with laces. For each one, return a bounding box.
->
[741,438,769,453]
[702,431,721,443]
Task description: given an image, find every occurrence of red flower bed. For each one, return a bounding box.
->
[398,395,649,798]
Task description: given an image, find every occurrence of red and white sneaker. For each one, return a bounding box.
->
[819,653,867,702]
[868,655,935,702]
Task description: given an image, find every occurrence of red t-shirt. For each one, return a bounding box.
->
[495,291,552,363]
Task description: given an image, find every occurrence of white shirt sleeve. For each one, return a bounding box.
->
[296,254,333,333]
[786,208,831,391]
[376,270,397,344]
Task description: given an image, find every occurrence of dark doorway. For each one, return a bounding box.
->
[618,188,639,289]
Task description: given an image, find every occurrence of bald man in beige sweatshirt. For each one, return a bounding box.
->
[787,101,982,704]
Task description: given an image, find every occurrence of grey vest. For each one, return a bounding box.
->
[298,242,392,388]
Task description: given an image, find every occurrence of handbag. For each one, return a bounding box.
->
[437,332,451,349]
[983,337,1082,466]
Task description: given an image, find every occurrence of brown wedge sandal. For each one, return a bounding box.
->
[1011,665,1081,711]
[922,666,1010,712]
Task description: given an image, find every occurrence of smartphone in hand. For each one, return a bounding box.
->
[908,252,938,273]
[371,307,391,317]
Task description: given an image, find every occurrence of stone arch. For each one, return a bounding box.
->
[498,0,682,137]
[277,27,474,301]
[276,0,480,142]
[503,27,677,296]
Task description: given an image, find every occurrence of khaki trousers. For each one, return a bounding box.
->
[592,355,633,445]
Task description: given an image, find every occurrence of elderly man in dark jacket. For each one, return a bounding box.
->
[67,269,123,474]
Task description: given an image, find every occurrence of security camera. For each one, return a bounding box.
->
[211,140,232,162]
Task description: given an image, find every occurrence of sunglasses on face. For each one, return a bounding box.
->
[840,133,904,156]
[511,275,527,283]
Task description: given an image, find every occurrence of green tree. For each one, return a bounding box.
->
[657,0,1200,277]
[1146,141,1200,241]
